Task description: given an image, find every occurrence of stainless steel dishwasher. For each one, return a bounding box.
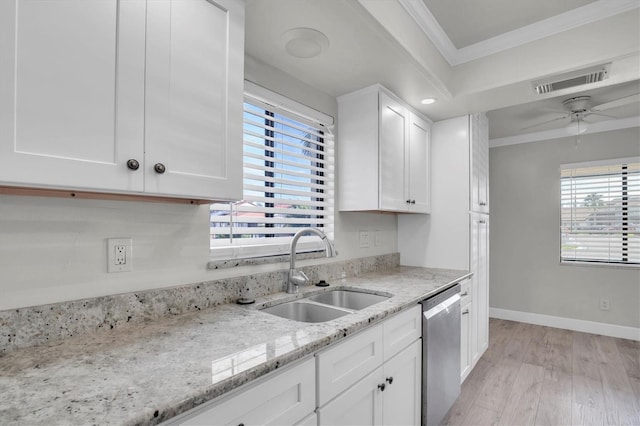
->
[421,283,461,426]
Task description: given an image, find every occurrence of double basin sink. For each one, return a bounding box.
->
[260,289,391,323]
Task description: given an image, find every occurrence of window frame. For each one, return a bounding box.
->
[209,82,335,261]
[559,156,640,267]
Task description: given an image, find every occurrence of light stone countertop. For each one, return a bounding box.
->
[0,266,470,425]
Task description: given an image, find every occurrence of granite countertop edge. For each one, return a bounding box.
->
[0,266,471,426]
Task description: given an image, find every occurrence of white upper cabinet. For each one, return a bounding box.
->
[379,93,409,212]
[338,84,431,214]
[144,0,243,199]
[471,112,490,213]
[0,0,243,201]
[408,112,431,213]
[0,0,145,192]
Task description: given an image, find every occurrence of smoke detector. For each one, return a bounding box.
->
[532,63,611,94]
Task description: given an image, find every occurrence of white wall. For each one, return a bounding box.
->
[0,56,397,310]
[489,127,640,329]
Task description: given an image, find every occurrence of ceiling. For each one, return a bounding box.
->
[244,0,640,143]
[421,0,598,49]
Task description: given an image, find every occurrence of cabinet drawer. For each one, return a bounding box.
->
[168,357,315,426]
[460,278,472,306]
[383,305,422,359]
[317,324,384,406]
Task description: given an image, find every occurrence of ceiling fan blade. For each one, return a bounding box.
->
[591,93,640,111]
[520,114,568,131]
[585,111,617,119]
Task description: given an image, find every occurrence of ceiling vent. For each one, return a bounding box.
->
[533,63,611,94]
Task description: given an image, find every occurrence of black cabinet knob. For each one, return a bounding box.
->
[154,163,166,174]
[386,376,394,384]
[378,383,386,391]
[126,159,140,170]
[410,200,416,204]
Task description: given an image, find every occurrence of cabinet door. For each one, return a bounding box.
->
[460,301,472,382]
[382,339,421,426]
[470,213,489,364]
[379,92,409,212]
[174,357,315,426]
[0,0,145,192]
[471,113,489,213]
[317,324,384,406]
[408,112,431,213]
[318,367,383,426]
[145,0,243,200]
[476,215,489,356]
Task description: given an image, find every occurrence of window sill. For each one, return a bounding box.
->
[559,260,639,269]
[208,250,325,271]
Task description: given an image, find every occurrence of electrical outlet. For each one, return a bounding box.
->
[114,245,126,265]
[107,238,132,273]
[359,231,370,248]
[599,298,610,311]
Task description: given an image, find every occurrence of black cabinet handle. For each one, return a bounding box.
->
[126,159,140,170]
[378,383,386,391]
[386,376,394,384]
[154,163,166,174]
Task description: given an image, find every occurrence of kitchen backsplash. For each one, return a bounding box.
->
[0,253,399,354]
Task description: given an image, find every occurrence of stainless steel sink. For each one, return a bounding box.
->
[261,301,349,323]
[307,290,389,310]
[259,289,391,323]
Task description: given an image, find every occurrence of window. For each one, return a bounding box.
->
[210,82,334,259]
[560,157,640,266]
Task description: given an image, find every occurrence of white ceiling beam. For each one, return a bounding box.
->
[400,0,640,66]
[489,116,640,148]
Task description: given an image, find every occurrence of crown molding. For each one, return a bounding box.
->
[400,0,640,66]
[396,0,457,61]
[489,116,640,148]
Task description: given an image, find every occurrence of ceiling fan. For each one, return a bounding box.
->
[522,92,640,134]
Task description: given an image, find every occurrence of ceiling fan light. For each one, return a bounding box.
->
[566,120,588,135]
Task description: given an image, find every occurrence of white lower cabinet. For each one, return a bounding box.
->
[317,339,421,426]
[318,363,383,426]
[164,357,315,426]
[164,306,422,426]
[459,277,473,381]
[381,339,422,426]
[317,306,422,426]
[460,300,472,381]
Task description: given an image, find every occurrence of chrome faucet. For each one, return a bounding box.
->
[287,228,338,294]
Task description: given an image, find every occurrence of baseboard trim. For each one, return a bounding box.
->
[489,307,640,341]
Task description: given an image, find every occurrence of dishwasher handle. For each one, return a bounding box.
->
[423,293,460,320]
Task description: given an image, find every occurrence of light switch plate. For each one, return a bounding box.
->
[359,231,370,248]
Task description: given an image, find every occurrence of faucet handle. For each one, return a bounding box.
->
[289,269,310,287]
[298,270,310,282]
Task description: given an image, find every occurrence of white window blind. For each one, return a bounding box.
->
[210,86,335,259]
[560,157,640,265]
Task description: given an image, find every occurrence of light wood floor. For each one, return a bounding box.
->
[443,318,640,426]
